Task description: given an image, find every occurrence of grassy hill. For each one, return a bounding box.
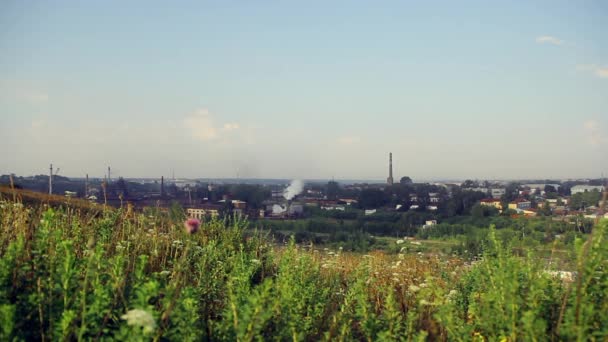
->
[0,198,607,340]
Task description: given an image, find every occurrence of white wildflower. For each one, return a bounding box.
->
[396,239,404,244]
[121,309,156,334]
[250,259,261,264]
[408,285,420,293]
[419,299,430,306]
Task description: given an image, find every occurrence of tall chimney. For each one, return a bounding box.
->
[107,166,111,183]
[387,153,394,186]
[85,173,89,198]
[49,164,53,194]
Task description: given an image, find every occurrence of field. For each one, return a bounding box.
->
[1,197,607,341]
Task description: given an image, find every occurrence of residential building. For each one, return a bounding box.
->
[508,199,531,210]
[490,188,506,199]
[339,198,358,205]
[429,193,440,203]
[479,198,503,210]
[521,208,537,217]
[423,220,437,228]
[321,205,345,211]
[187,204,222,219]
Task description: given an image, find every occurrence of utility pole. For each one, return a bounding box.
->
[49,164,53,195]
[49,164,60,194]
[107,166,111,184]
[85,173,89,198]
[161,176,165,198]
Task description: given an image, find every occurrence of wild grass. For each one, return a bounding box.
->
[0,197,607,341]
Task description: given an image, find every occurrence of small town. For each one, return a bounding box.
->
[2,1,607,340]
[2,153,605,222]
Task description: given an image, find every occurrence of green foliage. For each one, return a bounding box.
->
[1,197,608,340]
[570,190,602,210]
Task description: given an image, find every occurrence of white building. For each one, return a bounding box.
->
[423,220,437,228]
[571,185,605,195]
[490,188,506,199]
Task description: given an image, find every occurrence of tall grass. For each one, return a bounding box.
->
[0,198,607,341]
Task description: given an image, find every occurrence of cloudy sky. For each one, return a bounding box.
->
[1,1,607,180]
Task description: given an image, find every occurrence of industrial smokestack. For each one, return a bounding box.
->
[49,164,53,194]
[387,153,394,185]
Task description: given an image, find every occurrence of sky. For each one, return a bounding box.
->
[0,0,607,181]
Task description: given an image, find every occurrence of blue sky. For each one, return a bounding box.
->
[1,1,607,180]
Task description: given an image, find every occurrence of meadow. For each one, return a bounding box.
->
[1,197,607,341]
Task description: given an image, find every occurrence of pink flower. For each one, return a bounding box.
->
[184,218,201,234]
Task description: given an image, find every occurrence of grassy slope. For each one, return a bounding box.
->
[0,198,607,341]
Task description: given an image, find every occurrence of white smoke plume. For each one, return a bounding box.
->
[272,204,286,215]
[283,179,304,200]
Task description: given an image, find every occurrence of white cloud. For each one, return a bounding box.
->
[183,109,219,141]
[183,108,243,142]
[576,64,608,79]
[337,136,361,145]
[536,35,564,46]
[595,67,608,78]
[222,123,240,131]
[583,120,607,146]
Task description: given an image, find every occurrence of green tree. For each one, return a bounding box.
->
[230,184,270,209]
[461,179,477,188]
[570,190,602,210]
[502,182,520,202]
[358,188,388,208]
[538,202,552,216]
[399,176,413,185]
